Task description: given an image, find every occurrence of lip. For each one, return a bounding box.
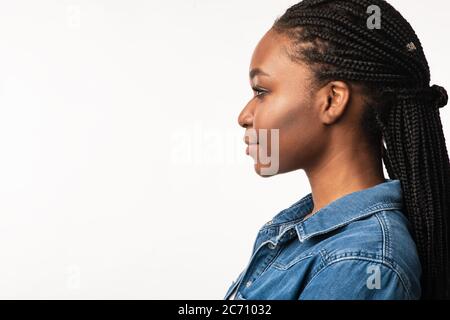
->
[243,135,259,145]
[246,143,258,155]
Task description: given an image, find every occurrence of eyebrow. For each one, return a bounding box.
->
[249,68,270,80]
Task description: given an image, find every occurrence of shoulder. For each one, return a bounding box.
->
[298,256,418,299]
[299,209,422,299]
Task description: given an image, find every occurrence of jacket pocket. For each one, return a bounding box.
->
[271,253,315,271]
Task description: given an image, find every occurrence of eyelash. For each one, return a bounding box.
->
[252,87,267,98]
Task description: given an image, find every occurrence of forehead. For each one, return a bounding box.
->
[250,29,292,72]
[249,29,314,87]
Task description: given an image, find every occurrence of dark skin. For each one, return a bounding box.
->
[238,28,386,219]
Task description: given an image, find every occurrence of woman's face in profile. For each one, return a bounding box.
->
[238,29,328,176]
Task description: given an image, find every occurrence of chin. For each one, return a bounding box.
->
[254,163,281,177]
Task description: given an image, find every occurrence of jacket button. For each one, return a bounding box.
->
[268,243,276,249]
[245,280,253,288]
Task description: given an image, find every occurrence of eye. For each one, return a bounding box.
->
[252,86,268,98]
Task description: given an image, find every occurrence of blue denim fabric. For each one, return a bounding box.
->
[224,179,422,300]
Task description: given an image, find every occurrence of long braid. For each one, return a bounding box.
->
[273,0,450,299]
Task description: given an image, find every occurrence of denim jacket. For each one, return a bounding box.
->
[224,179,422,300]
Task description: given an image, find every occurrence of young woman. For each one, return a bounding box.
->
[225,0,449,300]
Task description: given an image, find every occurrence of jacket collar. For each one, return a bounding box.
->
[266,179,404,242]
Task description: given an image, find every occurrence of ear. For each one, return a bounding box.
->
[317,81,351,125]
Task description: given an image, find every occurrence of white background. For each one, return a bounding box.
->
[0,0,448,299]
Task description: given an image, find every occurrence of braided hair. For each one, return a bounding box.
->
[272,0,449,299]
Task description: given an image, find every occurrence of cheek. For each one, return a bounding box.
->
[268,104,320,172]
[253,97,317,170]
[254,95,308,131]
[280,113,324,171]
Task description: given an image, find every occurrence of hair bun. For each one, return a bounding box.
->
[430,85,448,109]
[393,85,448,109]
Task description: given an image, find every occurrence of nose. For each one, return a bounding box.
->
[238,103,254,129]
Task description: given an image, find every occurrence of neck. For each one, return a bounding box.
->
[304,142,386,218]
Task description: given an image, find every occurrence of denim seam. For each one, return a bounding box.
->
[384,212,393,259]
[299,204,402,241]
[375,212,411,294]
[261,202,402,234]
[380,211,393,259]
[251,247,284,281]
[272,253,315,271]
[328,250,384,261]
[232,239,279,298]
[302,256,412,299]
[259,195,314,231]
[234,292,247,300]
[241,248,285,298]
[259,216,304,233]
[308,250,329,280]
[374,213,387,263]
